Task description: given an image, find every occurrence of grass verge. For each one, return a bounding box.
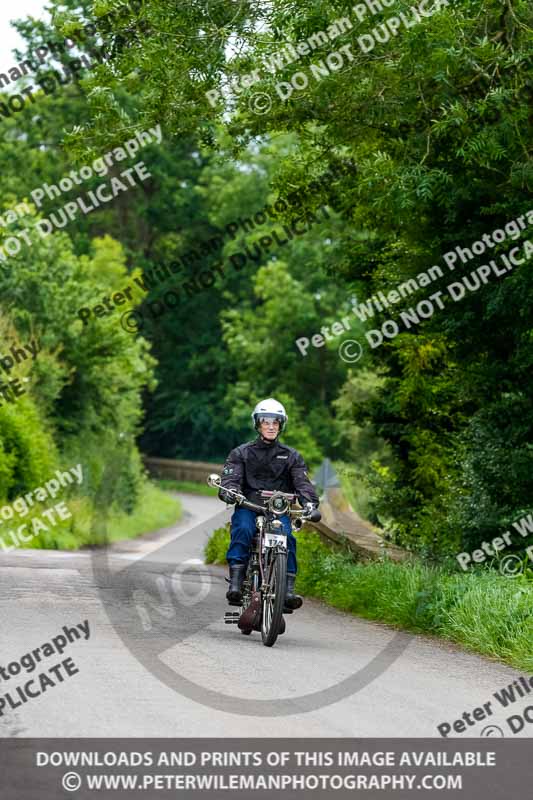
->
[204,525,532,672]
[155,478,218,497]
[103,482,183,544]
[2,482,182,550]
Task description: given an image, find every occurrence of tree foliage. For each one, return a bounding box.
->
[4,0,532,555]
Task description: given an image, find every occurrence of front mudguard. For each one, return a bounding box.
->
[238,590,262,633]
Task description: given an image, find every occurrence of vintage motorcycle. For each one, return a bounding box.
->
[207,474,321,647]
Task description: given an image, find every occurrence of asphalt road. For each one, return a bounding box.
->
[0,493,529,738]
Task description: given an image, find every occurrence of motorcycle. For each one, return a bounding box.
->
[207,474,321,647]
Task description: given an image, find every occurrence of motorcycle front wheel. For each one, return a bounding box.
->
[261,548,287,647]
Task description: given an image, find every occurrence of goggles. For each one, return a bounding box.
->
[258,416,281,427]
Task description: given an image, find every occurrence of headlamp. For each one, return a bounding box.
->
[270,493,289,515]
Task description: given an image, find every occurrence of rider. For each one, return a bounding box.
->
[218,398,320,611]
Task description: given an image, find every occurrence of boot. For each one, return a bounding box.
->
[226,563,246,605]
[283,572,303,612]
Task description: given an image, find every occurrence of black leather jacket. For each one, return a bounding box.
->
[219,437,319,508]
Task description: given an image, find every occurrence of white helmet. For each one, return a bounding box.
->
[251,398,288,433]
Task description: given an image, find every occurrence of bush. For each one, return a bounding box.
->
[0,227,157,539]
[0,396,59,501]
[204,524,230,564]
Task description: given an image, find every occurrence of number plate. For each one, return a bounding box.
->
[262,533,287,550]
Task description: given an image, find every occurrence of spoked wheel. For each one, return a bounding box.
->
[261,549,287,647]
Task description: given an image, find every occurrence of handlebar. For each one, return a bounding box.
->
[207,474,321,524]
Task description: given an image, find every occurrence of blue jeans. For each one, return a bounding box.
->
[226,507,297,574]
